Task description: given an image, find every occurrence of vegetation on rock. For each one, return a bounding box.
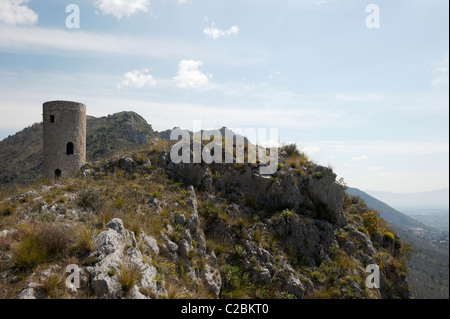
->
[0,137,411,299]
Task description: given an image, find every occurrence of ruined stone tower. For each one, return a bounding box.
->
[43,101,86,180]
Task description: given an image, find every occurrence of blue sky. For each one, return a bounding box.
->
[0,0,448,193]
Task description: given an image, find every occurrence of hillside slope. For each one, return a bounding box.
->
[0,112,157,187]
[346,187,449,299]
[346,188,430,231]
[0,140,411,299]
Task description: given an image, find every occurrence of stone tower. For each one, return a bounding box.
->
[43,101,86,180]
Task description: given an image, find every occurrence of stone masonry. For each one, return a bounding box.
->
[42,101,86,180]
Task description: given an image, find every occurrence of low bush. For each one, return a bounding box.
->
[77,189,104,212]
[383,231,395,243]
[12,231,47,271]
[0,202,16,217]
[117,262,142,294]
[282,143,300,157]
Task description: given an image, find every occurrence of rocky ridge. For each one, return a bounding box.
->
[0,142,411,299]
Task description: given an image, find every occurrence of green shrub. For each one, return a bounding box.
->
[199,200,220,219]
[313,172,323,179]
[358,226,368,234]
[282,143,300,157]
[310,271,325,283]
[0,202,16,217]
[107,269,116,277]
[383,231,395,242]
[77,189,104,212]
[220,264,248,297]
[280,292,297,299]
[281,209,293,221]
[362,210,382,235]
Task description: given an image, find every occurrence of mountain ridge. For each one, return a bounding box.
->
[0,111,157,187]
[0,119,412,299]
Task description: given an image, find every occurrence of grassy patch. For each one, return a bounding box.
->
[117,262,142,294]
[11,231,47,271]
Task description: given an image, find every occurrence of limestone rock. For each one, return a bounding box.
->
[175,213,186,226]
[284,275,305,298]
[87,218,162,299]
[306,166,347,226]
[200,254,222,298]
[106,218,125,236]
[141,232,160,255]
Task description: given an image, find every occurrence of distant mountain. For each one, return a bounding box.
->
[86,111,157,160]
[365,189,449,210]
[346,187,430,230]
[0,111,157,187]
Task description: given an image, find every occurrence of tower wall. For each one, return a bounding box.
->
[43,101,86,180]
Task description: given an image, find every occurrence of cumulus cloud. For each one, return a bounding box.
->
[0,0,38,25]
[117,68,156,89]
[94,0,149,20]
[203,24,239,40]
[174,60,212,88]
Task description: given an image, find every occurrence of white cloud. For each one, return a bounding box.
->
[0,0,38,25]
[174,60,212,88]
[117,68,156,89]
[94,0,149,20]
[0,25,266,66]
[431,52,449,88]
[352,155,368,161]
[203,24,239,40]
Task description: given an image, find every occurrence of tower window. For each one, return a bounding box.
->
[66,142,74,155]
[50,115,55,123]
[55,169,62,179]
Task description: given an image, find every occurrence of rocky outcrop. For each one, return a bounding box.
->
[0,146,411,300]
[161,151,346,226]
[269,214,336,267]
[86,218,163,299]
[158,186,222,298]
